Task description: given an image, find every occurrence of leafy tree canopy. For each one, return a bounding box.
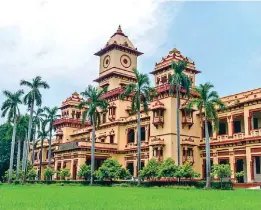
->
[139,159,161,180]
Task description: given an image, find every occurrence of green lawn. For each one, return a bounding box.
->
[0,185,260,210]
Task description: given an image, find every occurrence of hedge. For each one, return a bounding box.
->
[26,180,233,190]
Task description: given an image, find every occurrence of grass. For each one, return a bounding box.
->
[0,184,260,210]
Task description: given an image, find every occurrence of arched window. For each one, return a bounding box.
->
[141,127,146,141]
[127,129,135,143]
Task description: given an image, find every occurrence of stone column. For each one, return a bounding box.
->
[54,160,58,180]
[134,128,137,145]
[229,150,235,180]
[244,110,250,137]
[70,160,74,179]
[246,147,252,182]
[212,121,217,139]
[133,159,137,178]
[227,115,233,138]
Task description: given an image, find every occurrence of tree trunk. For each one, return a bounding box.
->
[176,87,181,166]
[204,117,211,188]
[22,138,26,173]
[31,125,36,165]
[90,116,96,185]
[39,138,44,180]
[48,122,53,167]
[24,100,34,174]
[8,117,17,184]
[16,139,21,179]
[137,110,141,186]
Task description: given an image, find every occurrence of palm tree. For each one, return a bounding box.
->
[1,90,24,183]
[31,108,46,165]
[37,120,49,180]
[44,106,60,167]
[187,82,225,188]
[120,68,155,186]
[168,60,191,166]
[78,85,108,185]
[20,76,49,173]
[16,115,29,179]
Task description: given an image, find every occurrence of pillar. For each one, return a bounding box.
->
[228,115,233,138]
[212,121,217,139]
[244,110,250,137]
[70,160,74,179]
[229,152,235,180]
[246,147,252,182]
[133,159,137,178]
[54,160,58,180]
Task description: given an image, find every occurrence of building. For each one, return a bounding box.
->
[33,26,261,183]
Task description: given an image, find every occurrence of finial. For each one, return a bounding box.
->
[117,25,122,33]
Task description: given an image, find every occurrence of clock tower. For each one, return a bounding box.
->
[94,26,143,90]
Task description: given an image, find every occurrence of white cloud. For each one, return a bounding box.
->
[0,0,183,122]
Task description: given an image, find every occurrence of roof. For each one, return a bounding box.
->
[94,25,143,56]
[61,92,84,108]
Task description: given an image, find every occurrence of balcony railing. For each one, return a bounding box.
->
[217,134,229,141]
[233,132,245,140]
[250,129,261,137]
[153,116,164,123]
[182,116,193,124]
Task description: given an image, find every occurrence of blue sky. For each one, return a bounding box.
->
[0,1,261,122]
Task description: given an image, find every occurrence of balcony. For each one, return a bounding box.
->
[58,142,79,151]
[233,132,245,140]
[125,141,149,149]
[250,129,261,137]
[182,156,194,165]
[108,114,116,121]
[153,116,164,128]
[149,137,164,146]
[217,134,229,141]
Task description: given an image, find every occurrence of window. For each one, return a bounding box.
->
[100,138,105,143]
[127,162,134,176]
[255,156,261,174]
[110,135,114,144]
[219,123,227,135]
[219,159,229,165]
[141,161,145,170]
[234,121,241,133]
[141,127,146,141]
[127,129,135,143]
[102,113,106,124]
[254,118,259,129]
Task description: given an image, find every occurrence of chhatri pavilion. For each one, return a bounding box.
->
[32,26,261,183]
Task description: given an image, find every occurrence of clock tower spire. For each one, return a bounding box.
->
[94,26,143,90]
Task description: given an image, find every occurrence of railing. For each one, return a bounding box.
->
[153,116,164,123]
[58,142,78,151]
[250,129,261,137]
[149,138,164,146]
[182,156,194,164]
[182,116,193,124]
[233,132,245,139]
[125,142,149,149]
[217,134,229,141]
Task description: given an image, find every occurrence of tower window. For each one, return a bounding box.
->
[127,129,135,143]
[141,127,146,141]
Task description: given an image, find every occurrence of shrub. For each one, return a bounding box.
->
[139,159,161,180]
[158,158,177,180]
[235,171,244,183]
[212,164,232,189]
[58,168,71,180]
[27,169,37,180]
[95,159,131,181]
[77,164,91,180]
[3,169,16,182]
[44,167,55,181]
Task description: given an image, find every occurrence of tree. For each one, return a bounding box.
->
[95,159,131,181]
[158,158,177,180]
[20,76,50,174]
[77,164,91,180]
[139,159,161,181]
[31,108,46,165]
[1,90,24,183]
[169,60,191,167]
[235,171,244,183]
[44,106,60,167]
[212,164,232,189]
[176,162,200,180]
[187,82,225,188]
[44,167,55,181]
[0,123,13,182]
[58,168,71,180]
[78,85,108,185]
[120,68,155,185]
[16,115,29,179]
[37,120,49,180]
[27,168,37,180]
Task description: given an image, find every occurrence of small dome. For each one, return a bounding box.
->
[105,25,135,49]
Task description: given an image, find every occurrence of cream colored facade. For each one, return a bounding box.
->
[33,26,261,183]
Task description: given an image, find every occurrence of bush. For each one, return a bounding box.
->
[3,169,16,182]
[235,171,244,183]
[176,162,200,180]
[44,167,55,181]
[158,158,177,180]
[27,169,37,180]
[139,159,161,180]
[212,164,232,189]
[58,168,71,180]
[95,159,131,181]
[77,164,91,180]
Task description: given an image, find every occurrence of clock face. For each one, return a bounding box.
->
[103,55,110,68]
[120,54,131,68]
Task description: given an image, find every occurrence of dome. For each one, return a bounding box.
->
[105,25,135,49]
